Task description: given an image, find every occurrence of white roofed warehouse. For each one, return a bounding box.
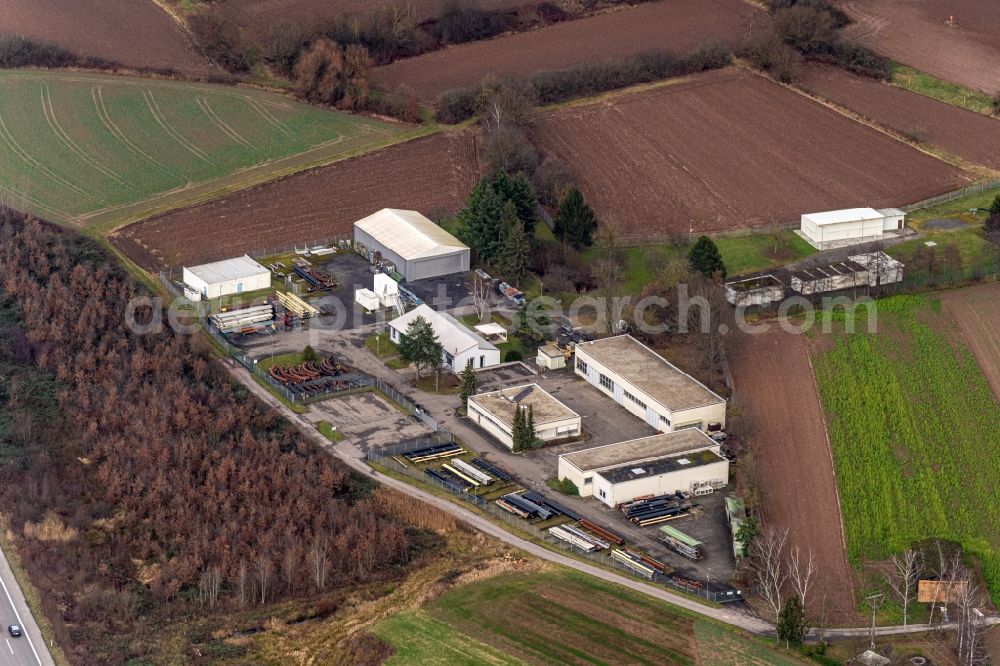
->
[468,383,581,451]
[389,304,499,373]
[558,430,730,507]
[182,255,270,300]
[798,207,905,249]
[574,335,726,434]
[354,208,470,282]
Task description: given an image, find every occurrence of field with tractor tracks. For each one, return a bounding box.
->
[375,0,768,101]
[112,131,482,269]
[0,0,212,74]
[800,65,1000,170]
[836,0,1000,95]
[0,70,410,229]
[532,68,969,238]
[372,570,807,665]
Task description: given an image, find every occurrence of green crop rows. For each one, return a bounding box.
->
[815,295,1000,603]
[0,70,407,226]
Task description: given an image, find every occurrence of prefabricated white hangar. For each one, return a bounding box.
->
[182,255,271,300]
[799,207,906,248]
[468,383,581,451]
[354,208,470,282]
[389,303,500,373]
[574,334,726,433]
[558,430,730,507]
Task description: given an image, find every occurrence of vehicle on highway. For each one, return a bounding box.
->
[7,623,21,637]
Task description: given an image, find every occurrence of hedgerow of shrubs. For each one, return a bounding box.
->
[437,42,732,123]
[0,34,116,70]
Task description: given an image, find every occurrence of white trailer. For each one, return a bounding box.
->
[355,288,380,312]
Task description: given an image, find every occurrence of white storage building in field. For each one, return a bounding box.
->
[574,335,726,433]
[388,304,500,373]
[354,208,470,282]
[558,430,729,507]
[799,207,906,248]
[183,255,270,300]
[468,383,581,450]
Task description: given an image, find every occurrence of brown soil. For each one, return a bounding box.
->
[532,68,969,238]
[729,328,860,623]
[0,0,213,75]
[375,0,770,100]
[112,130,482,270]
[218,0,528,43]
[939,282,1000,400]
[799,64,1000,170]
[837,0,1000,95]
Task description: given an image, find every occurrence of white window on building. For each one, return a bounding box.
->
[556,424,578,436]
[599,373,614,392]
[577,359,588,375]
[623,389,647,410]
[660,415,671,427]
[598,488,606,499]
[583,476,593,485]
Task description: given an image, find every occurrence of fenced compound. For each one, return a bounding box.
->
[366,441,745,604]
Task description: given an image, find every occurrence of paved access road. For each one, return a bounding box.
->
[0,543,52,666]
[228,361,1000,639]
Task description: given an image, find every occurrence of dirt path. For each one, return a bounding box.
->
[729,329,860,623]
[940,282,1000,400]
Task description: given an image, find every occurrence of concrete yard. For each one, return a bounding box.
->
[305,391,435,451]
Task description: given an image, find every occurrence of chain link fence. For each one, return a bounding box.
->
[901,179,1000,214]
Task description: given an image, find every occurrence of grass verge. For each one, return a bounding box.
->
[316,420,345,443]
[890,62,997,116]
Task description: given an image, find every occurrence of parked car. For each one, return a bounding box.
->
[8,624,22,637]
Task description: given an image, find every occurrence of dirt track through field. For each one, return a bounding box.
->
[0,0,213,74]
[837,0,1000,95]
[375,0,769,100]
[800,64,1000,170]
[113,131,482,269]
[730,329,859,622]
[533,68,969,238]
[940,283,1000,401]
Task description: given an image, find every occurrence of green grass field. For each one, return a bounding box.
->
[373,570,805,665]
[890,62,997,116]
[814,295,1000,603]
[0,70,414,229]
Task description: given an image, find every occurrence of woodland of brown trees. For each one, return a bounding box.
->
[0,210,426,663]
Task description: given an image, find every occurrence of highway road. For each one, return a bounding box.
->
[0,543,52,666]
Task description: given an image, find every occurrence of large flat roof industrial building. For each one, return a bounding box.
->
[573,334,726,434]
[558,430,729,507]
[354,208,470,282]
[468,383,581,451]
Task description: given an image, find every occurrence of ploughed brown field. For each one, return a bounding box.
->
[218,0,527,43]
[730,329,860,623]
[941,283,1000,401]
[112,131,482,270]
[799,64,1000,170]
[532,69,969,238]
[375,0,769,101]
[0,0,213,74]
[837,0,1000,95]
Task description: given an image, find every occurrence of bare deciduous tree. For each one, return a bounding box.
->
[788,545,817,618]
[310,537,329,591]
[283,547,299,594]
[198,565,221,608]
[469,272,492,321]
[884,549,920,627]
[237,561,249,607]
[256,553,273,604]
[751,527,789,622]
[954,571,989,666]
[591,256,628,334]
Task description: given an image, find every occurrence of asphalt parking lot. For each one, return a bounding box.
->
[305,392,435,451]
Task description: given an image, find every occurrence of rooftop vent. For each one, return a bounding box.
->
[677,458,691,465]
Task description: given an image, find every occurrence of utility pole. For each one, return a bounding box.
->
[864,592,885,650]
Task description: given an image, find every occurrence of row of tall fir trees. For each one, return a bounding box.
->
[459,169,597,284]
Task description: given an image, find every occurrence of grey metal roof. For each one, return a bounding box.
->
[598,447,724,484]
[184,255,269,284]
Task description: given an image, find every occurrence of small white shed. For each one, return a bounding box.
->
[536,344,566,370]
[355,288,380,312]
[183,255,270,300]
